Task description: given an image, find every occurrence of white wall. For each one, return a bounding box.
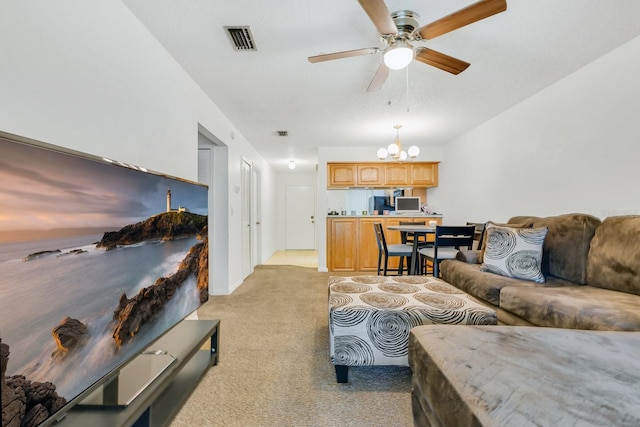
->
[430,35,640,225]
[0,0,276,294]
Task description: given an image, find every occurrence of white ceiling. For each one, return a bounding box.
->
[123,0,640,173]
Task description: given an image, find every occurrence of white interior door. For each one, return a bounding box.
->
[285,185,316,250]
[241,159,252,278]
[252,167,262,267]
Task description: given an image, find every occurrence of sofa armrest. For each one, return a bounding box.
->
[456,250,481,264]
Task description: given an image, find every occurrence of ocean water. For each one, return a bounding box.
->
[0,234,202,401]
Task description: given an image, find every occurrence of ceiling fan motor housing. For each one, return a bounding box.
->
[391,10,420,38]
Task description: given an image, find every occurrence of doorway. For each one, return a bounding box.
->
[198,127,229,295]
[252,166,262,266]
[285,185,316,250]
[241,159,253,279]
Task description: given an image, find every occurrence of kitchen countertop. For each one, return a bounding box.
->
[327,214,443,218]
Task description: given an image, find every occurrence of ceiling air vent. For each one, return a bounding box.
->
[224,26,257,51]
[277,131,288,137]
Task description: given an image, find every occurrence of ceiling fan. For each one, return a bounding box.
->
[308,0,507,92]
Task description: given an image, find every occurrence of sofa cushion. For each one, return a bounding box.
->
[587,216,640,296]
[500,284,640,330]
[455,249,481,264]
[478,220,534,261]
[509,213,601,284]
[480,224,548,283]
[440,260,571,306]
[409,325,640,427]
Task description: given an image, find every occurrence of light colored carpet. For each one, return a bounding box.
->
[170,265,413,427]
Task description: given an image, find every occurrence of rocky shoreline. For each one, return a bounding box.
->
[112,234,208,348]
[97,211,207,250]
[3,211,209,426]
[1,343,66,427]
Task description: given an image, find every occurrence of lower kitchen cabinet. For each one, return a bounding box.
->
[326,216,442,272]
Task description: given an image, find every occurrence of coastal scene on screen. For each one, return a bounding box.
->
[0,137,208,425]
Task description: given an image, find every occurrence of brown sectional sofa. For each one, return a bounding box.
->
[440,213,640,329]
[408,214,640,426]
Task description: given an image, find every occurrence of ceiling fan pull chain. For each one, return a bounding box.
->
[387,66,392,105]
[406,66,410,113]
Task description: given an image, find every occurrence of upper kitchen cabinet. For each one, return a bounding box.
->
[356,164,384,186]
[384,164,410,186]
[327,162,439,188]
[410,163,439,187]
[328,163,357,187]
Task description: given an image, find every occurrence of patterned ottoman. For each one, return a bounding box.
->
[328,275,496,383]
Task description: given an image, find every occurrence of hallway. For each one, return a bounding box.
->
[263,250,318,268]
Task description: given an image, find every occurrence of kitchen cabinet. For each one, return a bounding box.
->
[327,218,358,271]
[384,164,410,186]
[327,162,439,188]
[357,217,383,271]
[328,164,356,187]
[356,164,384,186]
[410,163,438,187]
[326,216,443,272]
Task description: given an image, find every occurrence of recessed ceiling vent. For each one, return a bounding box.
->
[277,131,288,137]
[224,26,257,51]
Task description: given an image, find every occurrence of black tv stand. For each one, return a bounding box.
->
[62,319,219,427]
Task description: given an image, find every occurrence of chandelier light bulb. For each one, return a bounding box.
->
[383,41,414,71]
[288,160,296,170]
[407,146,420,158]
[375,124,418,162]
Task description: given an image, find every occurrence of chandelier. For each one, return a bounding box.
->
[377,125,420,161]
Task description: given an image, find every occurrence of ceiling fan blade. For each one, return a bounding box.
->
[358,0,397,35]
[366,63,389,92]
[308,47,379,63]
[415,48,470,75]
[417,0,507,40]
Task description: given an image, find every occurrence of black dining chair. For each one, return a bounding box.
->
[467,221,487,250]
[418,225,475,278]
[399,221,428,245]
[373,223,413,276]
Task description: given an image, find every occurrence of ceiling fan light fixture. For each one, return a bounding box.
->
[383,41,414,70]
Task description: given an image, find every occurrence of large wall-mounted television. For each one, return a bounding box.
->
[0,131,209,426]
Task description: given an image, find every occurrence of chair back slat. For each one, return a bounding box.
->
[399,221,426,244]
[373,223,387,254]
[467,221,487,249]
[435,225,475,250]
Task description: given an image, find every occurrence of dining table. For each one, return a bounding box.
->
[386,224,436,275]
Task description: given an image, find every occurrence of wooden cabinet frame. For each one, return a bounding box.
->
[328,162,439,188]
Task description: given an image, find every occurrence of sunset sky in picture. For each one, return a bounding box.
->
[0,138,207,233]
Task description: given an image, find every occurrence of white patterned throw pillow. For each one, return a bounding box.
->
[480,224,548,283]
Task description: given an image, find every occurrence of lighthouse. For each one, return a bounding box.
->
[166,190,171,212]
